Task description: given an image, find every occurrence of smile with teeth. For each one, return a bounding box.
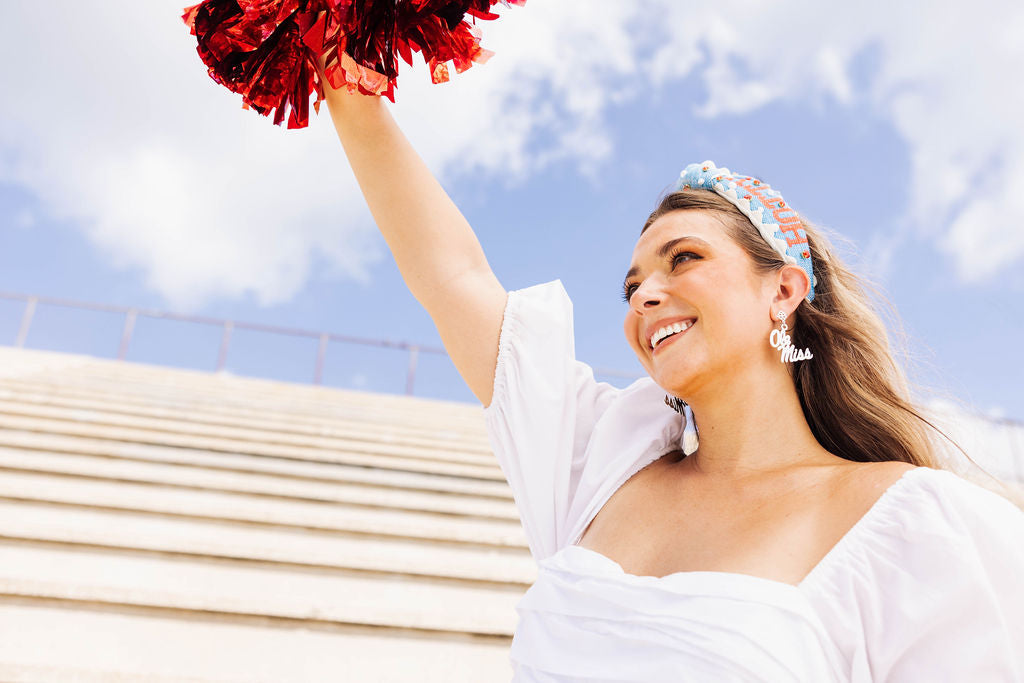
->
[650,320,695,349]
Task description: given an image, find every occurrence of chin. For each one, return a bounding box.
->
[651,371,695,402]
[650,357,709,402]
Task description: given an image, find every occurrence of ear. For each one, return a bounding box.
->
[771,263,811,317]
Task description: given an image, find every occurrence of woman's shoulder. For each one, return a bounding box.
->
[844,463,1024,563]
[802,462,1024,615]
[833,464,1024,681]
[896,464,1023,519]
[841,461,1020,515]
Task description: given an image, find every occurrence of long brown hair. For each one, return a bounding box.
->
[642,189,1020,505]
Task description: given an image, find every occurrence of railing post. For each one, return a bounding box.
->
[117,309,138,360]
[405,345,419,396]
[14,297,37,348]
[314,333,328,385]
[216,321,234,372]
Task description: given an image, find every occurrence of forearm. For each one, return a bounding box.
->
[323,85,494,308]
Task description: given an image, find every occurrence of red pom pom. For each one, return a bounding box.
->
[183,0,524,129]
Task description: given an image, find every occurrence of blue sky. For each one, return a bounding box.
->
[1,2,1022,421]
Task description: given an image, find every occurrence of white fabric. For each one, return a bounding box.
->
[483,279,1024,683]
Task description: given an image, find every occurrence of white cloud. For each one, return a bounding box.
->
[391,2,643,181]
[1,1,1021,309]
[0,3,383,310]
[0,2,644,310]
[644,0,1024,283]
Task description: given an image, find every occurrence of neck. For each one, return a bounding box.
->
[682,368,838,481]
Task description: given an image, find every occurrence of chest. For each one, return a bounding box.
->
[574,456,895,586]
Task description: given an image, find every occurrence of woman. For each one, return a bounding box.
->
[320,73,1024,681]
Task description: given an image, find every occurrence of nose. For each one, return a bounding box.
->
[630,276,665,314]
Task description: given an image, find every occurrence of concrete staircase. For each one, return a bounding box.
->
[0,346,529,682]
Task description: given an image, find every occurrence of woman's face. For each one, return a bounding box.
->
[622,210,774,399]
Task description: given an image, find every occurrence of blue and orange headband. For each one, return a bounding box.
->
[673,161,816,303]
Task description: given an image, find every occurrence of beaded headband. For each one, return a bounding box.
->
[672,160,816,303]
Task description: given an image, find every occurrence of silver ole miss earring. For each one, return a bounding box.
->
[769,310,813,363]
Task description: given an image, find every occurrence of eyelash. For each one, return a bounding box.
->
[621,250,700,303]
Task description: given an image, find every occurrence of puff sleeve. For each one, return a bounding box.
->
[482,280,620,562]
[867,470,1024,682]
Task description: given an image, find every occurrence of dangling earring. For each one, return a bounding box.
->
[664,395,687,414]
[665,395,699,455]
[768,310,813,363]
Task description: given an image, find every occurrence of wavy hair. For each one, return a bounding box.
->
[642,189,1020,506]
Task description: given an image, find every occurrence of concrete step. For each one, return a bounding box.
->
[0,400,495,468]
[0,603,512,682]
[0,447,520,521]
[0,469,527,548]
[0,430,513,499]
[0,347,488,429]
[0,415,506,480]
[0,349,484,418]
[0,499,535,585]
[0,380,492,453]
[0,544,520,635]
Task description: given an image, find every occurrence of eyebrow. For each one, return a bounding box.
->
[623,236,712,283]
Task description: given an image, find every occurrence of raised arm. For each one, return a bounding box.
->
[321,80,506,407]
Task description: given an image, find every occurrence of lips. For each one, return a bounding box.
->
[651,322,694,355]
[646,317,697,351]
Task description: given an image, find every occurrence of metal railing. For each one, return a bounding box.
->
[0,290,640,396]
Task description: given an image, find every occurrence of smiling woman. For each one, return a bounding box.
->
[628,185,958,472]
[321,58,1024,679]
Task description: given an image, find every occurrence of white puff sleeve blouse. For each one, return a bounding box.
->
[483,279,1024,682]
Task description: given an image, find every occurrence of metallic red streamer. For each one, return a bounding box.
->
[183,0,526,128]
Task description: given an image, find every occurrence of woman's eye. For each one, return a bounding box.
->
[621,252,699,303]
[673,251,699,265]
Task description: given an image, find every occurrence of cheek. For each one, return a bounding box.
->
[710,305,765,353]
[623,314,644,355]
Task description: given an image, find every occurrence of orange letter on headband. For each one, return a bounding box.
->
[735,179,757,196]
[780,224,807,247]
[773,207,800,224]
